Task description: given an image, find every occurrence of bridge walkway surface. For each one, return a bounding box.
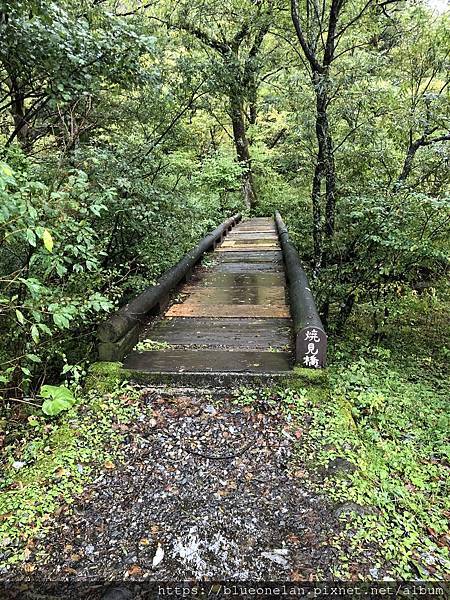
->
[122,217,294,380]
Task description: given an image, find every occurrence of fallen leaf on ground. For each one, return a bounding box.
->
[127,564,142,576]
[23,564,35,573]
[152,544,164,567]
[293,469,306,478]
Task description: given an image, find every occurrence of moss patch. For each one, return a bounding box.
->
[84,361,125,394]
[290,366,329,386]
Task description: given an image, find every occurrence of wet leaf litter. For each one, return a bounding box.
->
[7,387,368,580]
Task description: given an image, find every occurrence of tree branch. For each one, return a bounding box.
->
[291,0,324,72]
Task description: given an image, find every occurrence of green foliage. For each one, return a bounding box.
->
[134,339,172,352]
[293,294,449,579]
[235,289,449,578]
[0,0,154,149]
[320,188,450,331]
[0,156,115,392]
[40,385,75,416]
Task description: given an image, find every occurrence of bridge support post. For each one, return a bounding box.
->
[98,324,139,362]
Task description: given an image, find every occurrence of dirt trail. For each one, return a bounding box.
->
[7,388,362,582]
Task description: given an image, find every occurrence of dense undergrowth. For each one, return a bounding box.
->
[234,288,449,579]
[0,149,243,395]
[284,290,449,579]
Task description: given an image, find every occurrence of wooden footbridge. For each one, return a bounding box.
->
[98,213,326,384]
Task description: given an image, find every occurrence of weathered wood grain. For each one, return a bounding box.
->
[217,246,280,252]
[220,239,280,247]
[142,317,292,349]
[227,232,278,240]
[123,349,292,373]
[183,286,287,305]
[165,303,290,318]
[217,251,283,263]
[233,228,276,233]
[213,262,283,273]
[193,272,286,287]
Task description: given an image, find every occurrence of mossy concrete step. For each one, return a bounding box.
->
[86,362,328,393]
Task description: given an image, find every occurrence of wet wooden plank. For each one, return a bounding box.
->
[142,318,292,349]
[243,218,274,223]
[217,245,280,252]
[229,227,277,233]
[124,349,292,373]
[193,272,286,287]
[217,251,283,263]
[184,285,287,305]
[232,231,276,236]
[234,226,275,231]
[165,304,290,318]
[213,262,283,273]
[182,283,286,295]
[235,222,275,227]
[221,239,279,247]
[227,232,278,240]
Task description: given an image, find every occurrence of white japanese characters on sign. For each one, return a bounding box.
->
[303,328,321,368]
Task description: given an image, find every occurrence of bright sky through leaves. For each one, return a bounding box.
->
[427,0,449,13]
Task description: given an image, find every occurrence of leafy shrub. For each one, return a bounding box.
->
[40,385,76,416]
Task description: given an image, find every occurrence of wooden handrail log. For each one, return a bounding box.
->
[98,213,241,347]
[274,211,327,368]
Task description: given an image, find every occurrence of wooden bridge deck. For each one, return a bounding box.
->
[123,218,294,379]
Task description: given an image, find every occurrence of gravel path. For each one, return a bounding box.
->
[10,388,351,581]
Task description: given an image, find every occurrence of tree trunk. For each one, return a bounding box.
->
[230,94,257,210]
[311,151,323,270]
[324,130,336,239]
[311,71,336,269]
[7,75,30,149]
[248,79,257,126]
[396,139,422,186]
[335,292,356,333]
[396,137,422,188]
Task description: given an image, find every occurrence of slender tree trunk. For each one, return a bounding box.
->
[230,94,257,210]
[396,137,422,187]
[324,130,336,238]
[7,74,30,148]
[335,292,356,333]
[396,130,450,189]
[248,79,258,126]
[311,70,336,269]
[311,150,323,270]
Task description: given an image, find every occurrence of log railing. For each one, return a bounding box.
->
[274,211,327,368]
[98,213,242,361]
